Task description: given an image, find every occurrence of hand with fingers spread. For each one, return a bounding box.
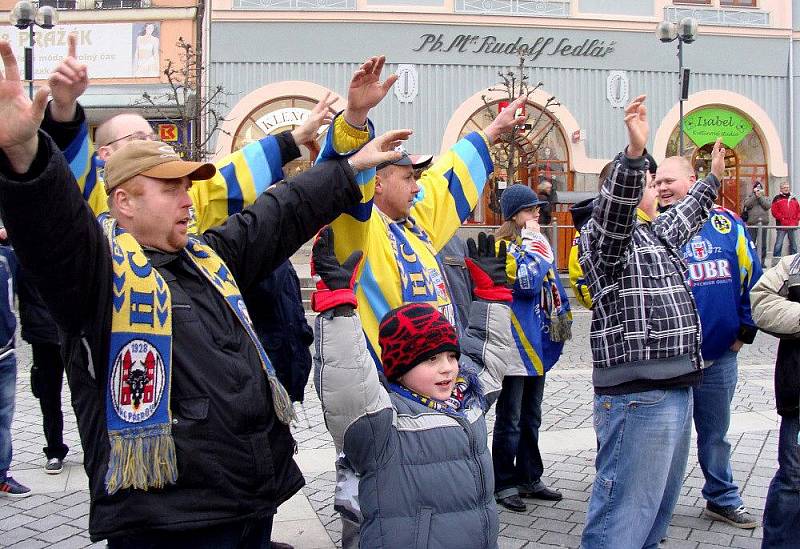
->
[348,128,413,172]
[310,226,363,313]
[48,33,88,123]
[484,95,528,145]
[710,137,726,180]
[0,41,50,173]
[344,56,398,128]
[291,92,337,147]
[465,232,512,303]
[623,94,648,158]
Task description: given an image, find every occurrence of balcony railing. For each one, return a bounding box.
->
[37,0,78,8]
[665,5,769,27]
[95,0,147,8]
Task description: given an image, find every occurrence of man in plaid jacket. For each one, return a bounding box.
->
[577,95,726,549]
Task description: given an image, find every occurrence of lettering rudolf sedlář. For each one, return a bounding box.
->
[413,33,615,61]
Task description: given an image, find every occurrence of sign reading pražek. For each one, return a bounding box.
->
[413,33,616,61]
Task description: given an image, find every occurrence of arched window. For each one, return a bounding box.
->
[232,96,327,175]
[457,100,571,225]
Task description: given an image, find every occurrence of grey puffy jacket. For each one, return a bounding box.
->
[315,300,513,549]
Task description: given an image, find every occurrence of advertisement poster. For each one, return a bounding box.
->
[0,22,161,79]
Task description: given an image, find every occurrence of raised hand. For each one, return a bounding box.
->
[710,138,726,180]
[344,56,398,127]
[0,41,49,173]
[465,232,512,302]
[348,128,412,172]
[48,33,88,122]
[524,218,541,233]
[624,94,648,158]
[484,96,527,145]
[291,92,337,147]
[310,225,363,313]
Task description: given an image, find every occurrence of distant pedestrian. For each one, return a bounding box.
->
[743,181,771,265]
[770,182,799,261]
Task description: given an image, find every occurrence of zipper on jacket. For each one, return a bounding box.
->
[457,414,489,548]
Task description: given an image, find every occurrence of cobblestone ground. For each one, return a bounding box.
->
[1,311,781,548]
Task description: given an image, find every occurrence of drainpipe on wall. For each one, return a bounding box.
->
[789,31,795,194]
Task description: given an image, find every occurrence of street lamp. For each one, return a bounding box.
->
[657,17,698,156]
[9,1,58,99]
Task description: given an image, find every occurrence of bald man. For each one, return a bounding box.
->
[655,154,762,529]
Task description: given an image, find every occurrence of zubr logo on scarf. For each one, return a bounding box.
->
[110,338,166,423]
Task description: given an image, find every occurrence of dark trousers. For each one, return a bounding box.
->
[107,516,274,549]
[30,342,68,460]
[762,415,800,548]
[492,375,546,497]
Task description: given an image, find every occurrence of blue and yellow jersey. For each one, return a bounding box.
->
[62,119,286,233]
[502,232,570,375]
[318,114,493,365]
[682,207,763,360]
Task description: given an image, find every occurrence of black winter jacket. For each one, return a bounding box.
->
[0,133,361,541]
[17,270,59,345]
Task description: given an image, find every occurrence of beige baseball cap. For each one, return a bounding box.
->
[104,140,216,193]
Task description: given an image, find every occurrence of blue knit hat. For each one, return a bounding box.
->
[500,184,543,219]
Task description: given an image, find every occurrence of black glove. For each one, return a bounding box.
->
[310,226,362,313]
[465,232,512,302]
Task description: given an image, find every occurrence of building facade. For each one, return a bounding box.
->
[0,0,201,144]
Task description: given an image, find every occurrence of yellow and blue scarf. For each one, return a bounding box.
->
[101,215,295,494]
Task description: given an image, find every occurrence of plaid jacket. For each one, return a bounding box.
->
[578,153,720,389]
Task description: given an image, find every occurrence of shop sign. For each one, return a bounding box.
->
[683,108,753,149]
[394,64,418,104]
[413,33,615,62]
[255,108,311,135]
[606,71,629,108]
[158,123,179,142]
[0,22,161,79]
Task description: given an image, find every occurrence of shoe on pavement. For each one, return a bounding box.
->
[704,503,759,529]
[45,458,63,475]
[495,494,527,512]
[270,543,294,549]
[0,476,31,498]
[518,481,563,501]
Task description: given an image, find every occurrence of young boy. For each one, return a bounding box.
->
[312,228,514,549]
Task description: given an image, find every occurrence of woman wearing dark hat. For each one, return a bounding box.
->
[742,180,771,265]
[491,184,572,512]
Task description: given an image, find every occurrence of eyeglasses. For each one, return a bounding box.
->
[101,131,159,147]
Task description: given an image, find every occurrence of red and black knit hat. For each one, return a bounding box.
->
[378,303,460,382]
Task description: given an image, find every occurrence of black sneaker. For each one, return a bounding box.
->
[704,503,759,529]
[0,476,31,498]
[496,494,527,512]
[45,458,63,475]
[518,481,563,501]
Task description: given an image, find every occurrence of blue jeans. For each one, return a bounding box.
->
[581,387,693,549]
[762,415,800,549]
[492,375,545,498]
[773,228,798,258]
[0,354,17,479]
[693,349,742,508]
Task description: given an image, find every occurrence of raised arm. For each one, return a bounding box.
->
[651,139,724,247]
[0,45,109,338]
[588,95,648,272]
[310,228,393,456]
[411,97,526,250]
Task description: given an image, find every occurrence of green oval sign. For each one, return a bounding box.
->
[683,107,753,149]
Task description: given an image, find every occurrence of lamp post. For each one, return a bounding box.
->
[9,1,58,99]
[657,17,698,156]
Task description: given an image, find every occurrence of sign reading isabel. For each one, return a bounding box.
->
[413,33,615,61]
[0,22,161,79]
[684,108,753,149]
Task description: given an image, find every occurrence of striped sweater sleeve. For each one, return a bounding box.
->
[411,132,493,251]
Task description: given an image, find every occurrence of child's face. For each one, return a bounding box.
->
[399,351,459,401]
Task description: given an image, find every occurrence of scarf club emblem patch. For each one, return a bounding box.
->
[109,339,167,424]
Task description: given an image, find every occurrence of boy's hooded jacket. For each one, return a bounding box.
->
[315,300,514,549]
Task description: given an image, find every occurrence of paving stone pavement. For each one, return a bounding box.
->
[1,310,782,548]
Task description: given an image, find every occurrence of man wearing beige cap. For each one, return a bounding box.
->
[0,41,409,548]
